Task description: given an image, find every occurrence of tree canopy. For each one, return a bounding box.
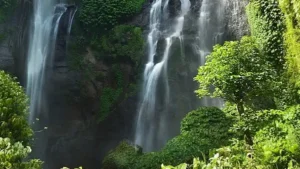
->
[0,71,32,145]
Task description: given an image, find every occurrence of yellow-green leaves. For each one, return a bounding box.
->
[0,137,42,169]
[0,71,32,145]
[161,163,188,169]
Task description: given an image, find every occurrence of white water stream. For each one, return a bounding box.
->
[135,0,227,151]
[135,0,191,152]
[26,0,76,122]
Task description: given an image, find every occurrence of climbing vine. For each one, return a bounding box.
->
[246,0,286,72]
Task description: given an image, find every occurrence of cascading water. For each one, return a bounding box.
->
[196,0,226,107]
[135,0,191,152]
[135,0,227,152]
[26,0,77,165]
[26,0,76,123]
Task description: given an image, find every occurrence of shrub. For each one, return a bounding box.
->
[0,71,32,145]
[181,107,232,135]
[161,107,233,166]
[102,141,142,169]
[254,106,300,168]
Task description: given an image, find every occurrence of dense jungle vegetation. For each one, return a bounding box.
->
[1,0,300,168]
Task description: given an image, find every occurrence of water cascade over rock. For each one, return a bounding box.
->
[135,0,233,152]
[25,0,76,165]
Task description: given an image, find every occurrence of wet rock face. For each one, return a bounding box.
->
[225,0,250,40]
[0,40,14,72]
[128,0,152,29]
[190,0,202,16]
[168,0,182,17]
[0,3,21,73]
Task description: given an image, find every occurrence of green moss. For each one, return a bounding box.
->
[102,141,141,169]
[91,25,144,66]
[79,0,145,32]
[98,64,124,121]
[246,0,286,71]
[98,87,123,121]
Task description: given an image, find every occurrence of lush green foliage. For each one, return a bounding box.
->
[0,71,42,168]
[0,137,42,169]
[254,106,300,168]
[80,0,145,32]
[161,140,253,169]
[103,107,232,169]
[91,25,144,65]
[194,36,276,115]
[246,0,285,71]
[181,107,232,135]
[0,71,33,145]
[278,0,300,87]
[165,106,300,169]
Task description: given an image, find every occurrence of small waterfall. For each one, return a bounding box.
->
[135,0,191,152]
[26,0,76,123]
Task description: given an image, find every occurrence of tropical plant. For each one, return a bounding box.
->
[0,71,32,145]
[0,137,42,169]
[194,36,276,116]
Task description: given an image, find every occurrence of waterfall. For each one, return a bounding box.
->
[26,0,76,123]
[135,0,191,152]
[135,0,228,152]
[196,0,226,107]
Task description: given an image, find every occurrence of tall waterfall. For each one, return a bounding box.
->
[196,0,225,107]
[26,0,76,122]
[135,0,227,152]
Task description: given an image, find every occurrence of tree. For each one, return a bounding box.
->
[194,37,276,144]
[0,70,32,145]
[194,36,275,116]
[0,71,42,168]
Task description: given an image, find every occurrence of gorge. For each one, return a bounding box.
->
[2,0,300,169]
